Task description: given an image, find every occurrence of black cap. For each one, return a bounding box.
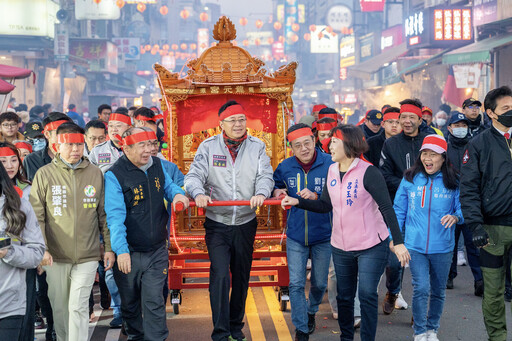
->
[448,112,470,126]
[366,109,383,125]
[462,98,482,109]
[24,121,44,139]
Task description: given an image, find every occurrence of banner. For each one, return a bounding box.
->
[310,25,339,54]
[453,64,481,88]
[360,0,385,12]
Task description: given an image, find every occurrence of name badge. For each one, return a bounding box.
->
[98,153,111,164]
[213,154,226,167]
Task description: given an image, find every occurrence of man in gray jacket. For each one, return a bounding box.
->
[185,100,274,341]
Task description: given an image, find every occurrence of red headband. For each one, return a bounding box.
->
[219,105,246,121]
[316,122,336,131]
[400,104,422,118]
[136,114,164,122]
[0,147,16,157]
[287,127,314,142]
[15,142,33,153]
[332,130,344,140]
[123,131,155,146]
[318,113,338,120]
[44,120,67,133]
[313,104,327,112]
[109,113,132,126]
[57,133,85,144]
[383,112,400,121]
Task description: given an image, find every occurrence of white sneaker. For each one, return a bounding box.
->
[306,259,312,270]
[354,317,361,329]
[427,330,440,341]
[457,250,467,266]
[414,333,427,341]
[395,292,408,310]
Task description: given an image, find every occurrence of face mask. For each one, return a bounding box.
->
[32,138,46,152]
[451,127,468,139]
[436,119,446,126]
[496,109,512,128]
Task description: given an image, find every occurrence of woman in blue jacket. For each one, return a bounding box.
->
[393,134,463,341]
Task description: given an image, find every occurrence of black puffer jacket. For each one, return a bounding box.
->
[447,133,470,173]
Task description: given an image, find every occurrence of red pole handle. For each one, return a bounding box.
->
[173,199,291,212]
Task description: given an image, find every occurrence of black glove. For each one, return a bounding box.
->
[472,225,489,248]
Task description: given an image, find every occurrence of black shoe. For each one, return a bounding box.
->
[307,313,315,334]
[474,280,484,297]
[446,278,454,289]
[295,330,309,341]
[100,291,111,310]
[505,288,512,302]
[45,326,56,341]
[35,311,45,329]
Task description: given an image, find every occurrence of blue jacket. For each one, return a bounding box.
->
[393,172,463,254]
[273,151,333,246]
[161,159,184,187]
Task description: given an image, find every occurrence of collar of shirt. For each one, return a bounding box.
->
[493,125,512,138]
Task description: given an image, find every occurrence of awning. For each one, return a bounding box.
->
[443,35,512,65]
[0,64,35,83]
[348,43,408,80]
[0,79,15,94]
[89,89,139,98]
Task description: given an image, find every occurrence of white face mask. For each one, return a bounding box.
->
[451,127,468,139]
[436,118,447,126]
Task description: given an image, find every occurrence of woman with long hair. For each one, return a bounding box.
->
[0,161,45,340]
[282,125,410,341]
[0,142,31,198]
[393,134,462,341]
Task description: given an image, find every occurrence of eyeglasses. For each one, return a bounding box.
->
[291,140,314,150]
[1,123,18,128]
[467,105,480,109]
[223,118,247,125]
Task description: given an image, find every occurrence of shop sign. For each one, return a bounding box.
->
[473,0,497,27]
[75,0,121,20]
[272,42,285,60]
[197,28,209,55]
[310,25,339,54]
[246,31,274,46]
[359,33,375,62]
[404,11,426,46]
[433,9,472,41]
[161,55,176,71]
[339,35,355,68]
[277,4,305,23]
[327,5,353,31]
[453,64,481,88]
[69,40,118,74]
[0,0,59,38]
[360,0,385,12]
[112,38,140,60]
[339,93,358,104]
[381,25,403,52]
[54,24,69,61]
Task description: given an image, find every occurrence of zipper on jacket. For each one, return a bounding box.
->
[426,179,433,254]
[72,169,77,263]
[231,149,237,225]
[303,169,309,246]
[147,172,154,246]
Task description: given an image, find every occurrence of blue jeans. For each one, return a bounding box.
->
[287,238,331,334]
[328,257,361,317]
[385,251,402,294]
[98,262,122,319]
[332,240,389,341]
[409,250,452,335]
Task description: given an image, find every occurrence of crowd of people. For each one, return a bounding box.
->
[0,85,511,341]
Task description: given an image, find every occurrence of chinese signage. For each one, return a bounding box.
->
[433,9,472,41]
[405,7,473,48]
[69,40,118,74]
[381,25,403,52]
[327,5,353,31]
[359,33,376,62]
[360,0,385,12]
[453,64,481,88]
[339,35,355,68]
[246,31,274,46]
[0,0,59,38]
[277,4,305,23]
[75,0,121,20]
[310,25,339,54]
[54,24,69,60]
[473,0,497,27]
[272,41,285,60]
[112,38,140,60]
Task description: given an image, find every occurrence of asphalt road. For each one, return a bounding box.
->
[36,260,512,340]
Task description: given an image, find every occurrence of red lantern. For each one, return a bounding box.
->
[171,44,178,50]
[291,33,299,43]
[309,24,316,32]
[255,38,261,46]
[137,3,146,13]
[239,17,248,26]
[303,33,311,41]
[159,6,168,16]
[180,9,189,19]
[163,44,169,50]
[140,48,146,55]
[242,40,249,46]
[267,37,274,44]
[144,44,151,51]
[180,43,187,50]
[159,50,166,55]
[325,26,333,33]
[292,23,300,32]
[151,49,157,55]
[190,43,197,50]
[255,19,263,29]
[115,0,125,9]
[93,0,101,4]
[274,22,282,30]
[200,12,208,22]
[232,41,238,46]
[278,35,285,43]
[153,44,159,50]
[331,31,337,37]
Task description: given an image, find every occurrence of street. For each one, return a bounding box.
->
[36,261,512,341]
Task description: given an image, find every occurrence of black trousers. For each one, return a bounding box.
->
[113,245,168,341]
[36,271,54,339]
[0,315,23,340]
[18,269,36,341]
[204,217,257,341]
